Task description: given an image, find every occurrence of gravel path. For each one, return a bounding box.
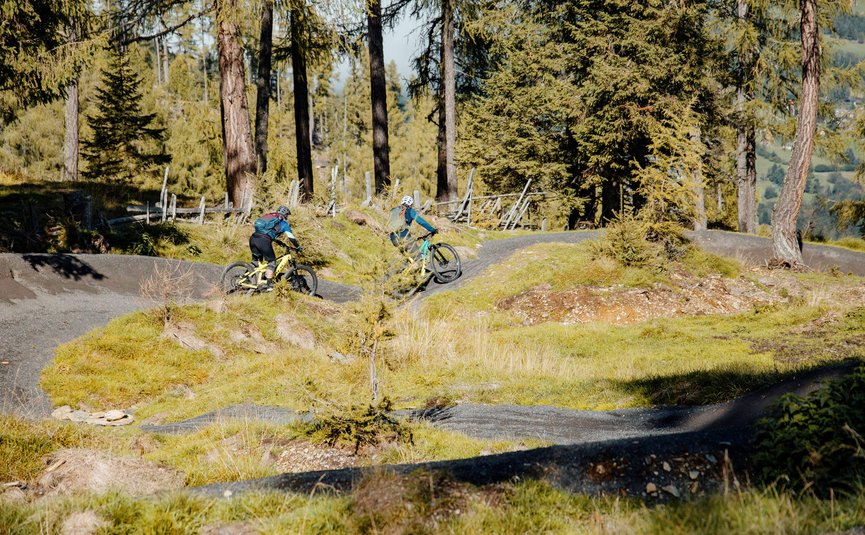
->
[2,230,864,418]
[0,253,355,417]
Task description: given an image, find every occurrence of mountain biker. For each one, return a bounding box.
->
[388,195,437,259]
[250,205,301,290]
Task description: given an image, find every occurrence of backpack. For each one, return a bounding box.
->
[254,213,281,238]
[387,206,409,233]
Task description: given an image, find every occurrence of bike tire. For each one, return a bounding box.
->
[281,264,318,295]
[430,243,461,283]
[221,262,256,295]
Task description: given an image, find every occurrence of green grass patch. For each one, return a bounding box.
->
[1,477,864,534]
[423,240,739,318]
[0,416,105,482]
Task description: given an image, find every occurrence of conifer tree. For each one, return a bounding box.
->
[82,45,169,182]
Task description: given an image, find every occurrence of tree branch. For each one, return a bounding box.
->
[121,1,215,44]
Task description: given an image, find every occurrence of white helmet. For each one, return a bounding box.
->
[400,195,414,207]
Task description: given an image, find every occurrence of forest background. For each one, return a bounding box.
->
[4,0,865,244]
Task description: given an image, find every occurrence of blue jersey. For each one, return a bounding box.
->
[394,206,436,240]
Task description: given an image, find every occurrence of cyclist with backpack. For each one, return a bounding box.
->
[250,205,301,290]
[388,195,437,258]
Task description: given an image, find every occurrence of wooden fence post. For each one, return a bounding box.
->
[198,196,206,225]
[170,193,177,221]
[391,178,400,203]
[365,172,372,205]
[160,167,169,223]
[541,217,547,232]
[502,178,531,229]
[413,190,420,208]
[146,201,150,225]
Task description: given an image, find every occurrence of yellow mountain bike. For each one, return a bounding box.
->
[220,240,318,296]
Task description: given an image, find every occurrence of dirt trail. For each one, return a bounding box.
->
[0,253,355,416]
[1,230,864,418]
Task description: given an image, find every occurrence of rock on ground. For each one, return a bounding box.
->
[61,510,109,535]
[36,448,185,497]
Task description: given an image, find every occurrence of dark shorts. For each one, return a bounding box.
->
[249,233,276,263]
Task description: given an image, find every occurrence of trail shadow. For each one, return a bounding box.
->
[21,254,105,281]
[616,360,860,432]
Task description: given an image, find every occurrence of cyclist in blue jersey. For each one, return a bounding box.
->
[249,205,301,290]
[388,195,437,259]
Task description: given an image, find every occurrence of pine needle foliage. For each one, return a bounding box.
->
[82,45,169,183]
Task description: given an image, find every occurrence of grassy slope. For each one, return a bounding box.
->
[1,473,863,534]
[42,241,865,422]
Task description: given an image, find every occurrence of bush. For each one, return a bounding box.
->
[591,216,689,269]
[302,398,413,454]
[753,363,865,496]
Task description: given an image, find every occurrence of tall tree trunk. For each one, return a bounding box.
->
[735,0,757,234]
[61,20,79,182]
[254,0,273,174]
[217,0,257,211]
[736,121,757,232]
[155,37,162,84]
[772,0,820,265]
[62,80,79,181]
[692,127,707,231]
[435,99,448,202]
[290,10,314,201]
[368,0,391,195]
[161,37,170,85]
[441,0,458,202]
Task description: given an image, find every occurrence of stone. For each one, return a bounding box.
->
[61,510,109,535]
[68,410,90,423]
[705,454,717,464]
[328,351,353,364]
[645,482,657,493]
[106,415,134,426]
[104,410,126,422]
[689,470,700,480]
[85,418,108,426]
[52,406,74,420]
[0,486,27,504]
[275,315,315,350]
[344,209,377,228]
[662,461,671,472]
[661,485,680,498]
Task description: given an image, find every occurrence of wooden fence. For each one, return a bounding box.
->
[109,166,552,231]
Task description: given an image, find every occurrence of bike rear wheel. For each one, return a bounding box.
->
[221,262,256,294]
[430,243,461,283]
[280,264,318,295]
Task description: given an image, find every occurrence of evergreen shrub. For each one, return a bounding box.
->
[754,363,865,496]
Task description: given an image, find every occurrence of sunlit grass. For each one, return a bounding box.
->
[1,476,863,534]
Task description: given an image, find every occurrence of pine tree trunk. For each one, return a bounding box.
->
[435,99,448,203]
[291,10,314,201]
[62,19,79,182]
[736,120,757,233]
[217,0,257,210]
[368,0,391,195]
[441,0,458,202]
[254,0,273,174]
[162,37,170,85]
[62,80,79,181]
[772,0,820,265]
[735,0,757,234]
[155,38,162,85]
[692,127,707,231]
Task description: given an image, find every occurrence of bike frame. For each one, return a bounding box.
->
[238,249,296,290]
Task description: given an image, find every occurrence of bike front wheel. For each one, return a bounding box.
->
[221,262,256,294]
[430,243,461,283]
[281,264,318,295]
